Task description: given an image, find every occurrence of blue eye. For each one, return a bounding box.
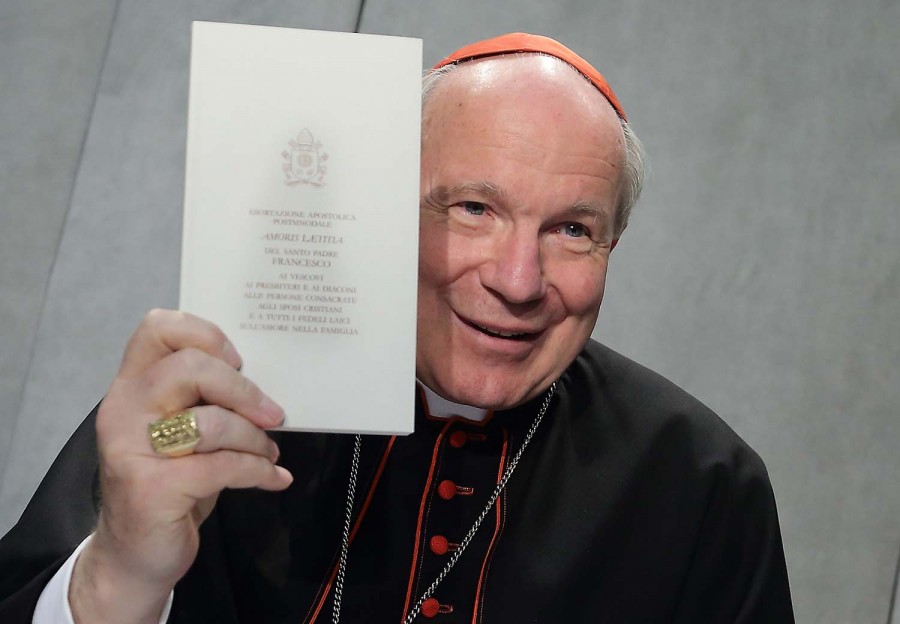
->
[563,223,588,238]
[462,201,486,216]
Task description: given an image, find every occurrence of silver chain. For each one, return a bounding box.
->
[332,433,362,624]
[331,381,557,623]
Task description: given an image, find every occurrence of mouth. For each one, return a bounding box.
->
[459,316,540,342]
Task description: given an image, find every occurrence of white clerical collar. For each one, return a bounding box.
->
[417,381,490,422]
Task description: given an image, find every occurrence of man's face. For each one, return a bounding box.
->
[416,56,626,409]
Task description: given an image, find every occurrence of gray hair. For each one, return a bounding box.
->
[422,59,646,239]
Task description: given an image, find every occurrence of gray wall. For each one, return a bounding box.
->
[1,1,898,622]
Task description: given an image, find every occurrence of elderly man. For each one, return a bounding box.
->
[0,34,793,622]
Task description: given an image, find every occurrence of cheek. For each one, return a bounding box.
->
[555,263,608,320]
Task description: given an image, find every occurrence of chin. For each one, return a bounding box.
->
[426,370,549,411]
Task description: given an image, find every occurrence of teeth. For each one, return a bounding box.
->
[477,324,525,338]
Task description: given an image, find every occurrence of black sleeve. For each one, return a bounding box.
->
[0,404,101,621]
[672,443,795,623]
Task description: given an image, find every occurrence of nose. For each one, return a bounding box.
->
[479,229,547,304]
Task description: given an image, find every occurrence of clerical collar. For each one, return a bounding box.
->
[417,381,490,422]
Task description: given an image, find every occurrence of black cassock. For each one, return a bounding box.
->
[0,341,794,622]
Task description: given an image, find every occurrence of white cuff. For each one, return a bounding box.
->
[33,534,173,624]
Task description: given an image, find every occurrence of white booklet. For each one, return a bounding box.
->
[180,22,421,434]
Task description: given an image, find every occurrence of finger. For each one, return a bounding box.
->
[171,406,279,461]
[119,309,242,379]
[135,348,283,429]
[178,452,294,498]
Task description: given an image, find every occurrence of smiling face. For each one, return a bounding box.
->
[416,55,626,409]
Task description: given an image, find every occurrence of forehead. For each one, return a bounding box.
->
[422,55,625,203]
[425,54,622,132]
[441,53,605,99]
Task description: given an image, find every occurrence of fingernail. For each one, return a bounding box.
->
[223,339,243,369]
[259,395,285,425]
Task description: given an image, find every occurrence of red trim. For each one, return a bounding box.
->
[400,420,453,620]
[306,437,396,624]
[471,428,509,623]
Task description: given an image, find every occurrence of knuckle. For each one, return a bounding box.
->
[140,362,169,392]
[232,373,260,403]
[134,308,183,350]
[175,347,208,373]
[191,317,228,353]
[142,308,173,331]
[197,408,225,442]
[206,323,229,349]
[143,353,188,391]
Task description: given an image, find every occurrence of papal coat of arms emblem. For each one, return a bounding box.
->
[282,128,328,187]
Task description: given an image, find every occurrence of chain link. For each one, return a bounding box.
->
[333,382,558,623]
[332,433,362,624]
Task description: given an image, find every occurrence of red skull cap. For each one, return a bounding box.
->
[433,32,626,122]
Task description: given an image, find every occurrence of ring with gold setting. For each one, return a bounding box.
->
[148,410,200,457]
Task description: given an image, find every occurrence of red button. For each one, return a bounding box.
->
[422,597,440,618]
[438,479,457,500]
[429,535,449,555]
[449,431,468,448]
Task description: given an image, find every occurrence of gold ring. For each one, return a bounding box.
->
[148,410,200,457]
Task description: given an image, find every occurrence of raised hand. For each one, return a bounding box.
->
[69,309,292,624]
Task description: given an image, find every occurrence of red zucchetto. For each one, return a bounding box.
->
[433,32,627,121]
